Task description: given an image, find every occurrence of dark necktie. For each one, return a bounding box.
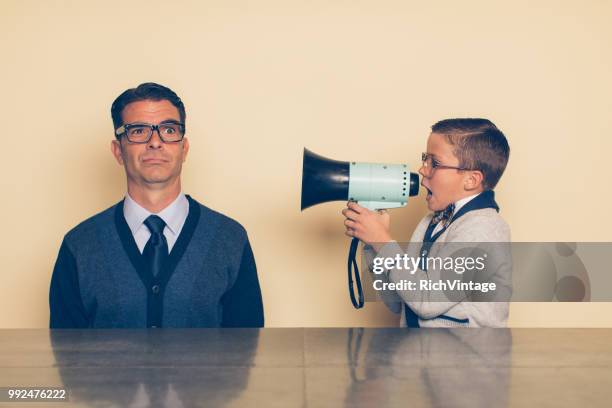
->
[143,215,168,277]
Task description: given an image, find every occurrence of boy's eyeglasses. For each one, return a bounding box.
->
[421,152,473,175]
[115,122,185,144]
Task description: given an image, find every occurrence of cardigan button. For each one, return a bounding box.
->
[151,285,160,294]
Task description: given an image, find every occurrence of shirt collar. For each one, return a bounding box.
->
[123,192,188,236]
[454,192,481,214]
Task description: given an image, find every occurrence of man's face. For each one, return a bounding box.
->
[111,99,189,189]
[418,132,469,211]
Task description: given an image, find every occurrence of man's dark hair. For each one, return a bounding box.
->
[111,82,186,138]
[431,118,510,190]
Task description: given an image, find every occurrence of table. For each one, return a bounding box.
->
[1,328,612,407]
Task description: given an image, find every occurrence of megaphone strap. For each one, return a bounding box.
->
[348,237,365,309]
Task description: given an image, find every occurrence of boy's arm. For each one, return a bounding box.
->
[375,241,460,319]
[364,244,403,314]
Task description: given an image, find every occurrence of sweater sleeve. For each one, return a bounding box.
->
[49,239,90,328]
[220,238,265,328]
[376,241,460,319]
[364,244,403,314]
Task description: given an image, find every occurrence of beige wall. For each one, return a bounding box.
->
[1,0,611,328]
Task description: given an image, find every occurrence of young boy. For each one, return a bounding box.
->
[342,118,511,327]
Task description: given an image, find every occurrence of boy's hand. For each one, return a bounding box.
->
[342,201,392,251]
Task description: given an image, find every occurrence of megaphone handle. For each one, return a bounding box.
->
[348,237,365,309]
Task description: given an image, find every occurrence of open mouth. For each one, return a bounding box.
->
[422,183,433,200]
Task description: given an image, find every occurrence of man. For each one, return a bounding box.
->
[50,82,264,328]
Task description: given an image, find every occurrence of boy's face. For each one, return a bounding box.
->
[419,132,481,211]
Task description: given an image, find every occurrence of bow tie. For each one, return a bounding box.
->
[431,203,456,227]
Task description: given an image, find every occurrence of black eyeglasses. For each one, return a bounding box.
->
[115,121,185,144]
[421,152,473,175]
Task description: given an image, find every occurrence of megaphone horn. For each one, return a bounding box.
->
[301,148,419,211]
[301,149,351,210]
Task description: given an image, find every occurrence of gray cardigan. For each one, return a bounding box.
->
[49,195,264,328]
[370,203,512,327]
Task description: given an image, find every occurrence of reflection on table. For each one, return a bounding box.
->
[1,328,611,407]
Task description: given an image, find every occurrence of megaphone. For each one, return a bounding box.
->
[301,148,420,308]
[301,149,420,211]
